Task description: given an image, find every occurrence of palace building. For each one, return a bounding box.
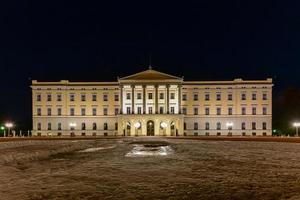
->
[31,68,273,137]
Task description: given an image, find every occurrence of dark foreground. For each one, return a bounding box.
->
[1,138,300,200]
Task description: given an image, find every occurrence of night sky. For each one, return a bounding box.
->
[1,1,300,129]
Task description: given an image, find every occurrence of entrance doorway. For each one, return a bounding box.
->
[147,120,155,136]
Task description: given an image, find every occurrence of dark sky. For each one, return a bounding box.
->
[1,0,300,129]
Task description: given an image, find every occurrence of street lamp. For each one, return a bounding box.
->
[134,122,141,136]
[69,123,77,130]
[226,122,233,136]
[5,122,13,137]
[0,126,4,137]
[293,122,300,136]
[160,122,167,136]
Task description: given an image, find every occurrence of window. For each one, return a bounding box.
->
[194,122,198,130]
[182,108,187,115]
[170,107,175,114]
[184,122,187,130]
[252,107,256,115]
[81,108,86,116]
[127,107,131,114]
[81,94,86,101]
[170,93,175,99]
[47,94,52,101]
[182,94,187,101]
[70,108,75,116]
[228,107,233,115]
[242,122,246,130]
[263,107,267,115]
[216,93,221,101]
[93,123,97,130]
[194,107,198,115]
[47,123,51,130]
[148,93,153,99]
[126,93,131,100]
[57,94,62,101]
[115,108,119,115]
[115,122,118,130]
[205,122,210,130]
[37,123,41,130]
[242,107,246,115]
[70,94,75,101]
[263,93,267,100]
[58,123,62,130]
[241,93,246,100]
[193,94,198,101]
[37,108,41,116]
[103,108,108,115]
[137,93,141,100]
[57,108,62,116]
[103,94,108,101]
[37,94,41,101]
[252,93,257,100]
[205,107,210,115]
[205,94,210,101]
[104,123,108,130]
[47,108,51,116]
[149,107,153,114]
[262,122,267,130]
[217,108,221,115]
[114,94,119,101]
[92,94,97,101]
[81,123,86,130]
[217,122,221,130]
[159,93,164,99]
[228,94,232,101]
[159,107,164,114]
[252,122,256,130]
[92,108,97,116]
[138,107,142,114]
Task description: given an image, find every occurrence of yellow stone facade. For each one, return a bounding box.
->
[31,69,273,137]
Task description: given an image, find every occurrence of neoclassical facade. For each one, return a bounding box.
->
[31,68,273,137]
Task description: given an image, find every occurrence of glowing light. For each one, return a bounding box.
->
[293,122,300,127]
[226,122,234,127]
[5,123,13,128]
[0,126,4,130]
[134,122,141,128]
[69,123,77,127]
[160,122,168,128]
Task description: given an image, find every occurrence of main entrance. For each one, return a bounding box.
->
[147,120,155,136]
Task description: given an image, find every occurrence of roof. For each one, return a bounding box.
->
[119,69,183,81]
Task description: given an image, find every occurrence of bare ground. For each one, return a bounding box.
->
[1,138,300,200]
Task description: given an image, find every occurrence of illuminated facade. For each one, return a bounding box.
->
[31,68,273,137]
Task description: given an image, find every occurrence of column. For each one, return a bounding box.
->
[120,85,123,114]
[166,84,170,114]
[155,85,159,114]
[131,85,135,114]
[178,84,182,114]
[143,85,146,114]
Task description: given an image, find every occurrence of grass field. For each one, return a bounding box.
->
[1,138,300,200]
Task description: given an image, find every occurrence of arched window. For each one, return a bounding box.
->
[81,123,86,130]
[194,122,198,130]
[47,123,51,130]
[92,123,97,130]
[217,122,221,130]
[104,123,108,130]
[37,123,41,130]
[58,123,62,130]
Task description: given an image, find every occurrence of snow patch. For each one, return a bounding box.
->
[78,145,116,153]
[125,144,173,157]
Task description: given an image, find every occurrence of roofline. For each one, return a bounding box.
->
[118,69,183,80]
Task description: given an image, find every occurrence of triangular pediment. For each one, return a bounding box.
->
[119,68,182,81]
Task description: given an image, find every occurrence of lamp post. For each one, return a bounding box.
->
[0,126,4,137]
[226,122,233,136]
[5,122,13,137]
[134,122,141,136]
[160,122,167,136]
[69,122,77,137]
[293,122,300,137]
